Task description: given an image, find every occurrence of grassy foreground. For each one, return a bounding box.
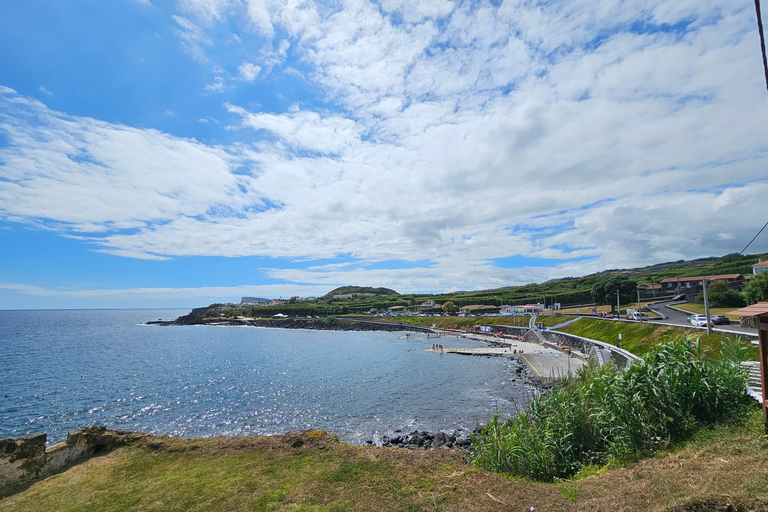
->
[2,412,768,512]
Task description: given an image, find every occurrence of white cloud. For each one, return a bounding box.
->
[176,0,229,25]
[3,0,768,294]
[226,104,360,153]
[0,281,331,308]
[204,75,225,92]
[0,92,259,238]
[38,86,52,96]
[238,61,261,82]
[173,15,212,62]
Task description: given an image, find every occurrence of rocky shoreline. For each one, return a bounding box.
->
[375,428,474,449]
[148,313,435,334]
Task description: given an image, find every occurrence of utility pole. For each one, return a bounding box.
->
[637,287,642,323]
[702,277,712,335]
[616,289,621,317]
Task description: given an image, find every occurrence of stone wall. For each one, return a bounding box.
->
[487,325,530,337]
[740,316,756,329]
[0,426,145,498]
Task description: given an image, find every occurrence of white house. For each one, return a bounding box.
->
[754,260,768,275]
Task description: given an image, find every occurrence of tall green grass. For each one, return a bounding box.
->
[471,337,754,482]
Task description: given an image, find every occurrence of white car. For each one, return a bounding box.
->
[688,314,708,327]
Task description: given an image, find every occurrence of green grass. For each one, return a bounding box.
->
[557,317,755,360]
[381,316,531,330]
[4,412,768,512]
[1,434,460,512]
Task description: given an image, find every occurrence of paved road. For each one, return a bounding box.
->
[647,300,758,338]
[519,351,585,381]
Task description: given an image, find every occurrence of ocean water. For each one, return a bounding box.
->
[0,309,529,445]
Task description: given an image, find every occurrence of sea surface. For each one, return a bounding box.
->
[0,309,530,445]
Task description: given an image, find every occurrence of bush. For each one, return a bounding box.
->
[693,281,746,307]
[323,315,339,326]
[744,271,768,304]
[470,337,752,481]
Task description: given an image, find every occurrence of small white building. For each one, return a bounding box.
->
[419,299,442,310]
[500,305,517,316]
[515,303,545,314]
[754,260,768,275]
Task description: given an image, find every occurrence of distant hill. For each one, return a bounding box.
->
[322,286,399,299]
[542,252,764,287]
[241,297,270,304]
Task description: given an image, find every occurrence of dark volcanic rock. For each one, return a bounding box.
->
[149,315,432,334]
[380,428,472,451]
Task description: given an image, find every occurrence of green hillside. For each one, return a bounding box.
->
[322,286,400,299]
[207,252,766,318]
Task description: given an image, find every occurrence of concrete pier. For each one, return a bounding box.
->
[427,331,586,381]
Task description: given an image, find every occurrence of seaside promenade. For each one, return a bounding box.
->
[427,330,585,381]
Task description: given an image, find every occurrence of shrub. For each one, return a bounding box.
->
[744,271,768,304]
[471,337,752,481]
[323,315,339,326]
[693,281,746,307]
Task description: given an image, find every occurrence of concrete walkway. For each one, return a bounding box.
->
[427,331,585,382]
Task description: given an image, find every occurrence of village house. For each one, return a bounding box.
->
[659,274,743,292]
[753,260,768,275]
[419,299,442,310]
[516,303,545,314]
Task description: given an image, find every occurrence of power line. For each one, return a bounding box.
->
[740,219,768,255]
[739,1,768,255]
[756,0,768,94]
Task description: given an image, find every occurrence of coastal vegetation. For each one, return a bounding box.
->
[470,338,756,482]
[385,315,531,330]
[3,408,767,511]
[557,317,756,359]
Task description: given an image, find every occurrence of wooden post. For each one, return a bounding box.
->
[727,303,768,434]
[758,314,768,435]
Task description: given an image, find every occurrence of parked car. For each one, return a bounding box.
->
[671,294,685,301]
[710,315,730,325]
[688,314,708,327]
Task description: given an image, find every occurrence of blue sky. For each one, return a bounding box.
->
[1,0,768,309]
